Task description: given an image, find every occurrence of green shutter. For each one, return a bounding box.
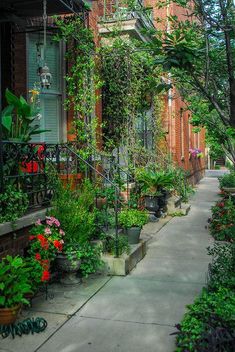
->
[27,33,62,143]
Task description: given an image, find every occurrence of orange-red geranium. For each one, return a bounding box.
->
[53,240,63,251]
[35,253,41,260]
[41,270,50,282]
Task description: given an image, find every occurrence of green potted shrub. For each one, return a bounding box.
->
[51,180,101,284]
[135,169,174,213]
[0,256,32,325]
[118,208,148,244]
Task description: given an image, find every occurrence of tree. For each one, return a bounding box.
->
[148,0,235,163]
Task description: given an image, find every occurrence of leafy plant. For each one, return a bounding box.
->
[175,287,235,352]
[118,208,148,228]
[0,256,32,307]
[1,89,48,142]
[0,185,29,224]
[104,235,130,256]
[135,168,174,195]
[51,179,97,250]
[209,198,235,241]
[78,243,103,278]
[207,242,235,291]
[218,172,235,189]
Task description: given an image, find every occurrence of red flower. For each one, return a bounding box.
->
[37,234,49,250]
[29,235,35,241]
[35,253,41,261]
[41,270,50,282]
[53,240,63,251]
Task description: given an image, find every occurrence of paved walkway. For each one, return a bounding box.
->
[1,176,219,352]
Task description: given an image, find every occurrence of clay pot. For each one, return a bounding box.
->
[0,305,21,325]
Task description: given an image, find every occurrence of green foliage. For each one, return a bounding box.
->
[0,185,29,224]
[118,208,148,228]
[100,38,165,147]
[1,89,48,142]
[0,256,32,307]
[135,168,174,195]
[207,242,235,291]
[104,235,130,256]
[78,243,103,278]
[51,179,97,248]
[150,0,235,163]
[209,198,235,241]
[219,172,235,189]
[175,287,235,351]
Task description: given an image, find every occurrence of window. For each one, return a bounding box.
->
[27,33,65,143]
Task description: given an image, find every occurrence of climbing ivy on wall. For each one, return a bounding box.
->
[100,38,168,160]
[53,15,101,141]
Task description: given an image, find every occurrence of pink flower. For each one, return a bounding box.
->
[59,229,65,236]
[44,227,52,235]
[46,216,60,227]
[60,239,64,244]
[35,219,42,226]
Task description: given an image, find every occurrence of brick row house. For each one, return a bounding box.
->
[0,0,206,255]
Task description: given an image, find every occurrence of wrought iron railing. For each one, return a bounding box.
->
[100,0,154,29]
[0,140,130,256]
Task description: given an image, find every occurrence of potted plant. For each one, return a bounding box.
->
[28,216,65,284]
[0,255,32,325]
[135,169,174,213]
[1,88,49,142]
[118,208,148,244]
[50,180,100,284]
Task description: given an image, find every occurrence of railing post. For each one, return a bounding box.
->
[114,186,119,258]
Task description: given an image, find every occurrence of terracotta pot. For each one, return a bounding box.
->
[59,173,82,190]
[95,197,107,209]
[0,305,21,325]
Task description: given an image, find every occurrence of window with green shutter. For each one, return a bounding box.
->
[27,33,64,143]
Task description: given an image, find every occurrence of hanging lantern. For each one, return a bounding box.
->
[40,64,52,89]
[39,0,52,89]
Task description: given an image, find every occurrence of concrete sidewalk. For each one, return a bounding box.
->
[0,177,219,352]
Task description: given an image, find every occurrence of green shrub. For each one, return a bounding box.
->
[118,208,148,228]
[219,172,235,189]
[104,235,130,256]
[209,198,235,241]
[175,287,235,351]
[0,185,28,223]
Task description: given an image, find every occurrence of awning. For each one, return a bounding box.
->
[0,0,90,22]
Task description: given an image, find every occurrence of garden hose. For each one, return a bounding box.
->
[0,317,47,339]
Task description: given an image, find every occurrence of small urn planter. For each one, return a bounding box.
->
[144,195,159,212]
[56,252,81,285]
[0,305,21,325]
[124,227,141,244]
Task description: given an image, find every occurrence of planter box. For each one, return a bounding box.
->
[101,239,147,276]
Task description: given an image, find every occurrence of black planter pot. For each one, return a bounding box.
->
[144,196,159,212]
[124,227,141,244]
[55,252,81,285]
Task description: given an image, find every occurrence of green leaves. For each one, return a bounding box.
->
[0,255,32,308]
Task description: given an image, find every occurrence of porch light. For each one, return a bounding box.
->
[40,65,52,89]
[39,0,52,89]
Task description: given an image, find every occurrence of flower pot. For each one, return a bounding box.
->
[95,197,107,209]
[55,252,81,285]
[59,173,82,190]
[0,305,21,325]
[222,187,235,193]
[124,227,141,244]
[144,196,159,212]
